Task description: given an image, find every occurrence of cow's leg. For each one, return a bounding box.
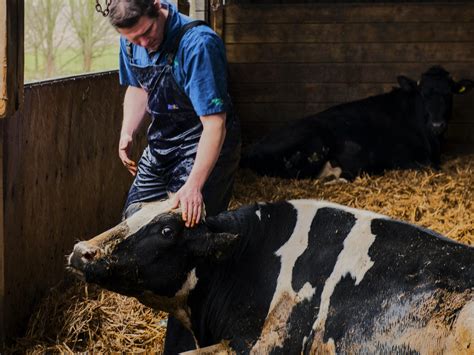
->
[163,316,197,354]
[317,161,342,180]
[334,141,367,178]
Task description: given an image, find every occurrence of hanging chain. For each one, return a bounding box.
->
[95,0,112,17]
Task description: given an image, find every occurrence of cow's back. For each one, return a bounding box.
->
[245,200,473,353]
[241,88,438,179]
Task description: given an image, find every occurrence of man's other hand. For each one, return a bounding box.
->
[119,133,137,176]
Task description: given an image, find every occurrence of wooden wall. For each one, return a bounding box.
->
[2,0,474,342]
[1,72,143,340]
[222,2,474,152]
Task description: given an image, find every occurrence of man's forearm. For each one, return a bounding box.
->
[187,113,227,189]
[122,86,148,137]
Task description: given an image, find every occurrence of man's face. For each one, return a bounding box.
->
[118,7,164,51]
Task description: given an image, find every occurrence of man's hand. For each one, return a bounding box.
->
[171,182,203,228]
[170,113,226,228]
[119,133,137,176]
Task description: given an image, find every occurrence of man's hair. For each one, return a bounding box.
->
[109,0,159,29]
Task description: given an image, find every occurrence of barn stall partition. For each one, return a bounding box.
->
[1,0,474,347]
[216,0,474,152]
[0,73,139,342]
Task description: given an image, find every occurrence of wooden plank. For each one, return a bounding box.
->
[234,101,474,124]
[226,3,474,24]
[240,121,474,146]
[232,82,397,103]
[445,122,474,143]
[235,102,336,122]
[226,42,474,63]
[225,22,474,44]
[229,63,474,84]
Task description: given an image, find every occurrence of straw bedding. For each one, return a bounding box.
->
[8,154,473,354]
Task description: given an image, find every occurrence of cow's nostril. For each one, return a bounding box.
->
[72,241,100,264]
[83,250,97,261]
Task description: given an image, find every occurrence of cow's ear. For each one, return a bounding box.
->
[452,79,474,94]
[397,76,418,92]
[186,232,239,261]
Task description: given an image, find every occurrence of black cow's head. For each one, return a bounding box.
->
[67,199,238,311]
[397,66,473,135]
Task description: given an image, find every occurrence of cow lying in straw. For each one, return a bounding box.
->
[241,66,474,179]
[68,198,473,353]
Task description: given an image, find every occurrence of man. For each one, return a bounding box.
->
[107,1,241,351]
[109,0,241,229]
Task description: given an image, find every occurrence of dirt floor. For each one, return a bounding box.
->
[7,154,473,354]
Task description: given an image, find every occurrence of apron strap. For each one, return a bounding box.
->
[126,40,133,59]
[166,20,209,65]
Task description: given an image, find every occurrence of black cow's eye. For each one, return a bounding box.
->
[161,226,174,238]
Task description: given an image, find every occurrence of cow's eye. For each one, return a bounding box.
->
[161,226,174,238]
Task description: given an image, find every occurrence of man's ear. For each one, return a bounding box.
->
[452,79,474,95]
[397,75,418,92]
[186,232,239,262]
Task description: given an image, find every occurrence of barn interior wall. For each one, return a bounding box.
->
[1,72,144,340]
[222,2,474,153]
[2,0,474,343]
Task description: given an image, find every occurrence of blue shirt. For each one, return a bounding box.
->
[119,1,230,116]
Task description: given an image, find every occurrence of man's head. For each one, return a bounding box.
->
[109,0,166,51]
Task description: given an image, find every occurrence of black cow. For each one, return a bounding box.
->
[241,66,474,179]
[68,199,473,353]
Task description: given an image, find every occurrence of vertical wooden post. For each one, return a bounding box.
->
[0,120,4,348]
[0,0,6,346]
[0,0,23,346]
[0,0,23,119]
[0,0,5,347]
[209,0,224,40]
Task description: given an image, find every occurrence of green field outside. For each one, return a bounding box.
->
[25,44,120,83]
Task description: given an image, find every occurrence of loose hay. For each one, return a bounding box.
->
[7,277,167,354]
[231,154,474,245]
[8,155,473,353]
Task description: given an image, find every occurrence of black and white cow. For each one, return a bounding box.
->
[68,199,473,353]
[241,66,474,179]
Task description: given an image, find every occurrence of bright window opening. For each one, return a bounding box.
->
[24,0,120,82]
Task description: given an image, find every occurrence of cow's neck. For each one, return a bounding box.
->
[187,204,278,348]
[137,268,199,333]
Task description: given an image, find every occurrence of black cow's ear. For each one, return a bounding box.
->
[186,232,239,261]
[397,76,418,91]
[452,79,474,94]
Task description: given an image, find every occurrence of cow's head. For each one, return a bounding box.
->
[67,199,238,312]
[397,66,474,135]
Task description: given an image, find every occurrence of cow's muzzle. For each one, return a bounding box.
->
[67,241,102,277]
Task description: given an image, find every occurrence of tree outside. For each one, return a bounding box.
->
[24,0,120,82]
